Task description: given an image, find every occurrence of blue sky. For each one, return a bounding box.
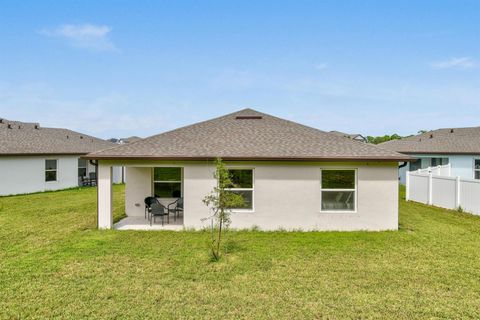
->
[0,1,478,139]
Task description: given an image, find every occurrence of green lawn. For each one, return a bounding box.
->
[1,185,480,319]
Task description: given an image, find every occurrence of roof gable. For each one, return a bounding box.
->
[86,108,409,161]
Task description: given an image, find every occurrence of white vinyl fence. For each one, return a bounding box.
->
[406,164,480,215]
[415,164,451,176]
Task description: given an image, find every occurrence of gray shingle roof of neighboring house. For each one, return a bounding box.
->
[0,118,115,155]
[85,108,411,161]
[120,136,142,144]
[379,127,480,154]
[108,136,143,144]
[329,131,367,142]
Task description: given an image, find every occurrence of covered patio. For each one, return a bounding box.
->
[97,164,187,230]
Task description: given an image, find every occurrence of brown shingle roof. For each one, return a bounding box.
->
[85,109,410,161]
[379,127,480,155]
[0,118,115,155]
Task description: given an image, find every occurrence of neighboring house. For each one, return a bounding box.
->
[119,136,142,144]
[86,108,410,231]
[108,136,142,145]
[329,131,368,143]
[0,118,121,196]
[379,127,480,184]
[108,136,143,182]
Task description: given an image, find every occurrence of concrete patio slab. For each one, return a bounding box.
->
[114,216,184,231]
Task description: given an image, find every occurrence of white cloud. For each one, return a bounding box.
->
[429,57,477,70]
[314,63,328,70]
[39,24,117,51]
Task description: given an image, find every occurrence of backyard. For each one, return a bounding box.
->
[1,185,480,319]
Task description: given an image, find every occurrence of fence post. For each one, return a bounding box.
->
[456,176,461,209]
[405,171,410,201]
[428,173,433,205]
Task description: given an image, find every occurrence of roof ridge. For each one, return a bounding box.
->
[434,126,480,130]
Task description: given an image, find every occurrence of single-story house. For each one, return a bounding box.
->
[85,108,411,231]
[0,118,122,196]
[379,127,480,184]
[329,131,368,143]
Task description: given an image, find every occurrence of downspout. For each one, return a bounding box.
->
[399,161,408,184]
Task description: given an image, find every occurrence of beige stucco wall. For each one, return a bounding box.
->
[101,160,399,231]
[125,167,152,216]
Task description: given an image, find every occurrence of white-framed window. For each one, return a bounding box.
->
[474,159,480,180]
[430,157,449,167]
[409,158,430,171]
[320,169,356,212]
[409,159,422,172]
[45,159,58,182]
[226,169,254,211]
[78,159,87,178]
[153,167,182,198]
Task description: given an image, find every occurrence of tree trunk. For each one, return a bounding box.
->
[216,213,223,259]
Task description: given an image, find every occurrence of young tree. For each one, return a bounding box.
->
[203,158,245,260]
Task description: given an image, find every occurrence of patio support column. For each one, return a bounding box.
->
[97,163,113,229]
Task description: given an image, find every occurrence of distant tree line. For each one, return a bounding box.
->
[366,130,427,144]
[366,134,402,144]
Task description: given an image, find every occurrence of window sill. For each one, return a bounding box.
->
[231,210,255,214]
[318,210,358,214]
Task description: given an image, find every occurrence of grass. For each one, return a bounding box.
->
[1,185,480,319]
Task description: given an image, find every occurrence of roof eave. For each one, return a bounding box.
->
[397,151,480,155]
[1,152,89,156]
[82,155,414,162]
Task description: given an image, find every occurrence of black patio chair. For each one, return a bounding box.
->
[150,202,169,226]
[80,176,90,187]
[168,197,183,222]
[144,196,158,219]
[89,172,97,186]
